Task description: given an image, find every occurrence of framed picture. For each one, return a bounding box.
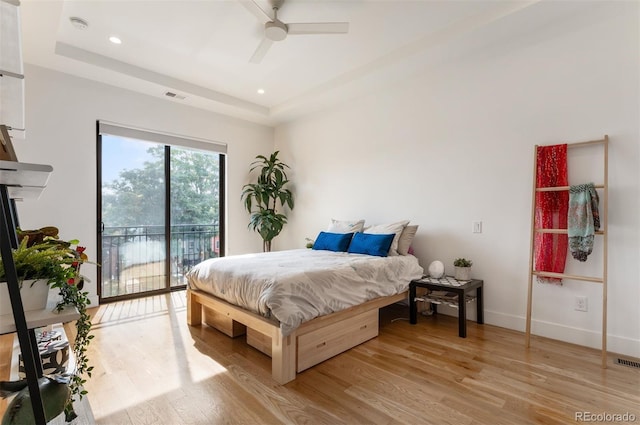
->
[0,125,18,162]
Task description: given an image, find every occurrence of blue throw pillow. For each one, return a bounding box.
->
[312,231,353,252]
[348,232,395,257]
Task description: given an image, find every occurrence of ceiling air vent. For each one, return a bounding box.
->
[164,91,186,100]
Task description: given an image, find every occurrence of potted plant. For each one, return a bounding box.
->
[241,151,295,252]
[0,229,93,422]
[453,258,472,281]
[0,236,78,313]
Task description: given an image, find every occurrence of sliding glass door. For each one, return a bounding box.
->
[98,124,225,302]
[169,146,222,287]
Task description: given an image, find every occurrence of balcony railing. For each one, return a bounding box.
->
[101,224,219,298]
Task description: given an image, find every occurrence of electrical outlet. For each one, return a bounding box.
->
[575,296,588,312]
[473,221,482,233]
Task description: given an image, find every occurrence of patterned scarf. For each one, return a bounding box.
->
[534,144,568,284]
[568,183,600,261]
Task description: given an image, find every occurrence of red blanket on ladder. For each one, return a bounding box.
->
[534,144,568,284]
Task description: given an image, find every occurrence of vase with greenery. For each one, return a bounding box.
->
[1,228,93,422]
[241,151,294,252]
[453,258,472,281]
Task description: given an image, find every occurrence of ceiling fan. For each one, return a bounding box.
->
[239,0,349,64]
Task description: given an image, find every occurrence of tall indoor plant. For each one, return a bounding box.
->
[241,151,294,252]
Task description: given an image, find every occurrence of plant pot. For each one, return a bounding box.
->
[454,266,471,281]
[0,279,50,315]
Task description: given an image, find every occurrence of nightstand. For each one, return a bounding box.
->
[409,276,484,338]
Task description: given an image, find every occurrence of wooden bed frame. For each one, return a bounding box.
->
[187,288,408,384]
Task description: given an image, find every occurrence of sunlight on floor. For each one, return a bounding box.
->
[86,291,227,419]
[91,292,185,327]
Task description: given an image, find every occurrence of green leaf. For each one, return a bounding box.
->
[242,151,295,250]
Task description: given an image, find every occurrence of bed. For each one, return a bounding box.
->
[186,248,423,384]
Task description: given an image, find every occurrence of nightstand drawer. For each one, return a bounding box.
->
[297,309,378,372]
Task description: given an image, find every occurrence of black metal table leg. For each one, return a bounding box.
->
[409,282,417,324]
[476,286,484,324]
[457,289,467,338]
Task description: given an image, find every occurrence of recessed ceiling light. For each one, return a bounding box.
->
[257,88,265,95]
[109,36,122,45]
[70,17,89,30]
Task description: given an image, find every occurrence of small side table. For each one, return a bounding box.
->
[409,277,484,338]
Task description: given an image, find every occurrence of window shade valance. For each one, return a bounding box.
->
[98,121,227,154]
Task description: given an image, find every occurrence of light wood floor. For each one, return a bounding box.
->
[2,291,639,424]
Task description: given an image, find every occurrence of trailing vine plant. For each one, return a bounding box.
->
[53,277,93,422]
[50,241,94,422]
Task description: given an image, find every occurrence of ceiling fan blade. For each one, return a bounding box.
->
[287,22,349,35]
[249,38,274,64]
[238,0,273,24]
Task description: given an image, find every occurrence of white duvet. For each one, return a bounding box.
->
[186,249,424,336]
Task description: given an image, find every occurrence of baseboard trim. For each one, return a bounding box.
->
[483,309,640,358]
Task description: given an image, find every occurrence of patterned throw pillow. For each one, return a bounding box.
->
[363,220,410,256]
[327,218,365,233]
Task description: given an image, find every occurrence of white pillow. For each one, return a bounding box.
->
[327,218,365,234]
[397,224,418,255]
[364,220,410,256]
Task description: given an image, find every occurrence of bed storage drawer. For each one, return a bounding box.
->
[203,306,246,338]
[297,309,378,372]
[246,328,272,356]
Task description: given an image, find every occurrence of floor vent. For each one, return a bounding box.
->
[615,357,640,369]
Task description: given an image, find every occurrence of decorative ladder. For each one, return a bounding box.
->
[525,135,609,368]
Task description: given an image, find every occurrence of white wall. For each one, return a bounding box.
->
[274,3,639,357]
[15,64,273,305]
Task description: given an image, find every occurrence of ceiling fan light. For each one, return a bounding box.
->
[265,21,287,41]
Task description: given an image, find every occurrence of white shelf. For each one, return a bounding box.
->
[7,184,46,200]
[0,160,52,188]
[0,304,79,335]
[0,161,53,201]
